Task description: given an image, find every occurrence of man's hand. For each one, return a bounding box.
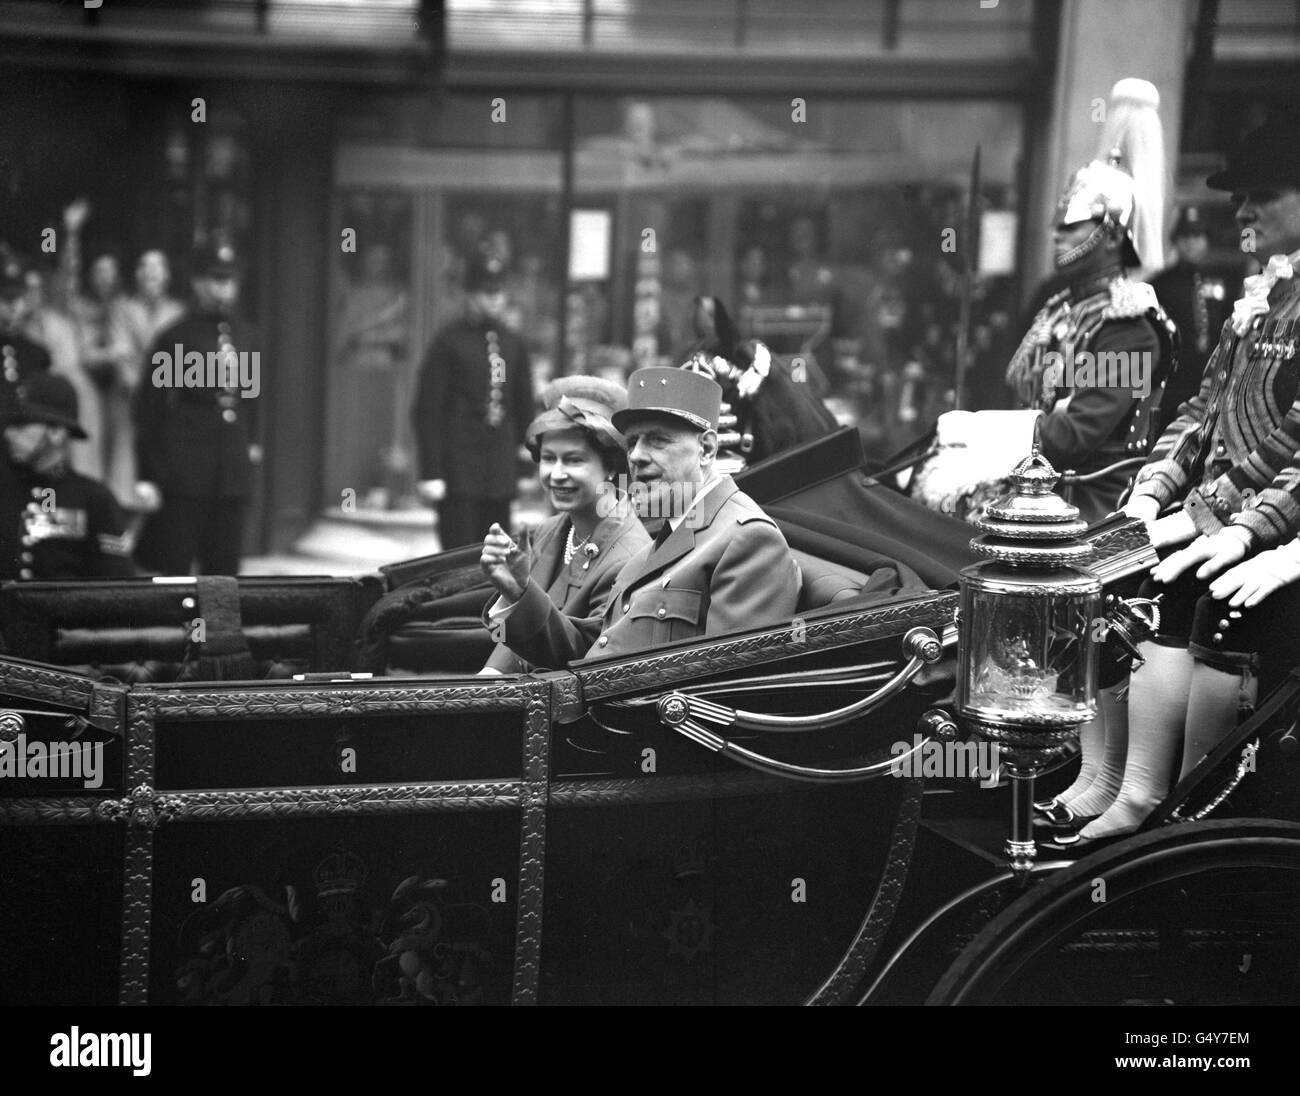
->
[1148,510,1197,550]
[416,478,446,504]
[1209,541,1300,608]
[480,522,530,602]
[63,197,91,233]
[1151,526,1252,585]
[133,481,163,513]
[1118,495,1160,525]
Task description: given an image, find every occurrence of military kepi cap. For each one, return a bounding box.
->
[1206,116,1300,192]
[613,366,723,433]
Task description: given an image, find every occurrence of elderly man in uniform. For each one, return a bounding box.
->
[585,366,800,659]
[133,243,262,575]
[412,252,534,550]
[2,373,134,583]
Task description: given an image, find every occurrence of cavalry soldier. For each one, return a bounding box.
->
[1005,78,1175,524]
[412,252,535,550]
[1,373,134,582]
[133,243,262,575]
[587,367,800,659]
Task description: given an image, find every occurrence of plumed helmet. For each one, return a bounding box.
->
[1056,77,1166,271]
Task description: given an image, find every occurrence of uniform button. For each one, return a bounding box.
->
[1215,445,1226,456]
[597,636,608,647]
[656,607,666,617]
[1218,618,1230,630]
[19,568,33,580]
[20,536,33,546]
[222,409,237,423]
[622,603,629,613]
[20,551,32,563]
[1212,632,1223,644]
[30,488,42,499]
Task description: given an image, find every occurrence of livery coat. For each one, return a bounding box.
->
[482,499,651,672]
[1130,278,1300,549]
[586,476,800,660]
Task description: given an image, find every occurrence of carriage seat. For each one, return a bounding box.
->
[792,550,872,612]
[0,576,381,683]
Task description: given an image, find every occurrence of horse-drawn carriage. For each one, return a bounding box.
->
[2,428,1297,1006]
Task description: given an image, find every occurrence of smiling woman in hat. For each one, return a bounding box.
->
[2,373,135,581]
[477,375,650,674]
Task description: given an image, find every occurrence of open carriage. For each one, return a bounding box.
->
[2,428,1298,1006]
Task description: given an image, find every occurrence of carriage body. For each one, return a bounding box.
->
[2,430,1297,1006]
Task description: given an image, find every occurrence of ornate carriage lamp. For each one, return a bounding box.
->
[956,450,1102,872]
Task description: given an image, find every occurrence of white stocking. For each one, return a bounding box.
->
[1181,662,1254,779]
[1080,643,1192,839]
[1060,685,1128,817]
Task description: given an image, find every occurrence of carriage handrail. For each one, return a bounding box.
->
[671,715,935,784]
[1059,455,1148,485]
[654,627,944,734]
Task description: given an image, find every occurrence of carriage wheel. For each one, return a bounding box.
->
[927,819,1300,1005]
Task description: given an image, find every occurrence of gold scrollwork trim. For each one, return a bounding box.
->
[143,683,531,720]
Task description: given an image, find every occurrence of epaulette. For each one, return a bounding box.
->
[1104,277,1160,320]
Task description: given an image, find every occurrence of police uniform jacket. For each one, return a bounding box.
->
[1,331,52,423]
[1130,278,1300,549]
[481,499,651,672]
[1150,261,1236,435]
[586,476,800,660]
[412,316,534,500]
[0,461,134,581]
[134,309,261,499]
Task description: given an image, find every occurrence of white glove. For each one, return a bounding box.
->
[1118,495,1160,524]
[416,478,447,504]
[133,481,163,513]
[1208,540,1300,608]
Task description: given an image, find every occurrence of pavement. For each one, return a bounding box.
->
[240,482,550,577]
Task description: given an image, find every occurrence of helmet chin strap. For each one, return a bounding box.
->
[1055,220,1109,270]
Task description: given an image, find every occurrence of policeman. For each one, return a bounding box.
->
[411,252,534,550]
[133,243,262,575]
[1149,206,1235,435]
[0,256,52,427]
[1,372,134,581]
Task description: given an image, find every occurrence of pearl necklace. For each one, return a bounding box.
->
[564,526,591,565]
